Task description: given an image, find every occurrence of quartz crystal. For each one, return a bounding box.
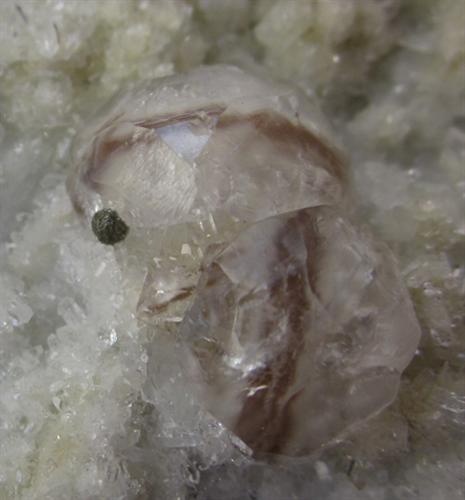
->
[67,65,421,456]
[67,65,345,228]
[67,65,346,321]
[181,207,421,455]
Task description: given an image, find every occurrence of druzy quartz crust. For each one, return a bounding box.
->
[67,65,421,456]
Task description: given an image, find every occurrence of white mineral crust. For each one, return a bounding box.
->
[67,65,421,456]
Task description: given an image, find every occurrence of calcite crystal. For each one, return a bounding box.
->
[67,65,421,456]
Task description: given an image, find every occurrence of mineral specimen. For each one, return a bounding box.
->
[67,65,421,456]
[67,64,346,320]
[67,65,345,228]
[181,207,421,455]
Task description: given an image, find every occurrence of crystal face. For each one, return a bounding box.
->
[67,65,345,229]
[181,207,421,455]
[67,65,421,456]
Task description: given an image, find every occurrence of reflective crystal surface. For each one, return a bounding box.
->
[67,65,345,229]
[68,65,346,323]
[67,65,421,457]
[181,207,421,455]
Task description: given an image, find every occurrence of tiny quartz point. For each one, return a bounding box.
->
[67,65,421,456]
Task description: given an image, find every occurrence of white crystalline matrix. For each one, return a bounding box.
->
[67,65,421,456]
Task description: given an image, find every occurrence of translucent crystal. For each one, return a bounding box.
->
[67,64,346,322]
[0,274,33,334]
[67,65,345,230]
[66,65,421,457]
[180,206,421,455]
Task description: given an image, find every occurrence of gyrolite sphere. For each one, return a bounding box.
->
[91,208,129,245]
[67,65,421,456]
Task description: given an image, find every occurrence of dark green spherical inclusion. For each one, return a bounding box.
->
[91,208,129,245]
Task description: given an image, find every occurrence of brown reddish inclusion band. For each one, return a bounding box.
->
[72,107,346,216]
[231,210,322,454]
